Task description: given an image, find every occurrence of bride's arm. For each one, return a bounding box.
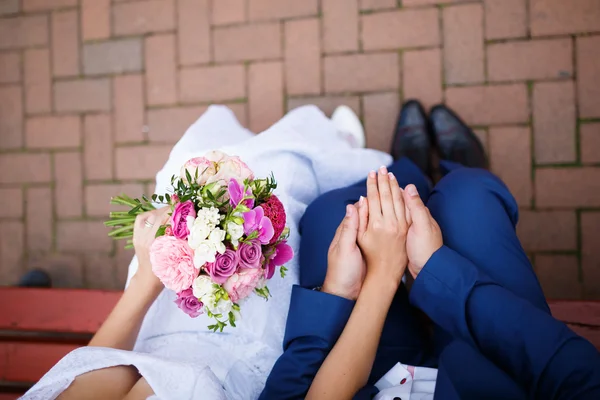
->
[89,207,169,350]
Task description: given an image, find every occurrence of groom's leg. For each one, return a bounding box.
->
[299,157,433,382]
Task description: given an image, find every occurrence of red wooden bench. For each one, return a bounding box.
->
[0,288,599,397]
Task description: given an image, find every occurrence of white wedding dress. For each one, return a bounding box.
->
[22,105,392,400]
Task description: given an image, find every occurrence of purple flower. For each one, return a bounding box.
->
[228,179,254,209]
[174,288,204,318]
[243,206,274,245]
[170,200,196,240]
[237,240,262,269]
[265,241,294,279]
[205,248,239,284]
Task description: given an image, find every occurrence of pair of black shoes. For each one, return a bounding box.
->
[391,100,488,179]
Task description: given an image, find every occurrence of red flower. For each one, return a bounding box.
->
[261,195,286,244]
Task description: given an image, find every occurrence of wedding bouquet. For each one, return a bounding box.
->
[105,151,293,332]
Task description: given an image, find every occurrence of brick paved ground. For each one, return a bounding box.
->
[0,0,599,298]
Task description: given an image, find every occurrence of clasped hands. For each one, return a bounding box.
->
[323,166,443,301]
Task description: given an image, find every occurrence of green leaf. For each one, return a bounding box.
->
[155,225,167,238]
[152,194,158,201]
[165,193,171,203]
[128,204,142,215]
[185,169,193,184]
[280,265,288,278]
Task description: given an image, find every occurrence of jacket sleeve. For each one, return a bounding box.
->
[409,245,600,400]
[259,285,355,400]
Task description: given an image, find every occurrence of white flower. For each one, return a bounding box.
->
[207,298,233,316]
[193,241,218,269]
[196,207,223,229]
[208,228,226,254]
[226,221,244,247]
[188,218,212,249]
[193,275,215,299]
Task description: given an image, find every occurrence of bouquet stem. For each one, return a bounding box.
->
[105,195,157,249]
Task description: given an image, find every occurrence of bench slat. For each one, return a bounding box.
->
[549,301,600,327]
[0,342,79,382]
[0,288,120,334]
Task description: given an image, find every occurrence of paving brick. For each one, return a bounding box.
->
[403,0,471,5]
[582,212,600,299]
[487,39,573,82]
[249,61,284,133]
[363,92,400,153]
[0,86,22,150]
[57,221,112,253]
[147,106,207,143]
[27,253,84,288]
[24,48,51,114]
[81,0,110,41]
[322,0,358,53]
[489,127,532,207]
[212,0,246,25]
[51,10,80,77]
[0,222,24,285]
[178,0,210,66]
[536,168,600,207]
[113,0,175,36]
[54,152,83,218]
[0,15,48,49]
[0,188,23,218]
[85,183,145,217]
[536,255,582,300]
[530,0,600,36]
[287,96,361,116]
[443,3,485,85]
[26,187,53,252]
[359,0,395,10]
[84,114,112,180]
[54,79,111,112]
[214,23,281,62]
[484,0,527,40]
[23,0,76,11]
[361,8,440,51]
[0,52,20,83]
[533,81,576,164]
[26,115,81,149]
[445,84,529,125]
[403,48,443,109]
[285,18,321,96]
[248,0,318,21]
[577,35,600,118]
[324,53,400,93]
[179,65,245,103]
[473,128,488,152]
[517,211,577,251]
[227,103,248,128]
[84,253,118,290]
[581,123,600,164]
[115,145,172,179]
[113,74,145,143]
[0,0,19,15]
[83,39,143,75]
[0,153,51,184]
[145,34,178,106]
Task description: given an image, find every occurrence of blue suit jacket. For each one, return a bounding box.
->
[259,246,600,399]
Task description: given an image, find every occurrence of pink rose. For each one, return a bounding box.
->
[150,236,198,292]
[224,268,264,302]
[237,240,262,269]
[174,288,203,318]
[205,150,228,163]
[180,157,217,185]
[265,241,294,279]
[170,200,196,240]
[205,248,239,284]
[206,156,254,186]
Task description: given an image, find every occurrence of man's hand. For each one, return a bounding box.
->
[403,184,443,279]
[323,201,366,300]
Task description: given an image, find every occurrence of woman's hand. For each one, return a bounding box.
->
[323,200,366,301]
[132,207,171,290]
[403,184,443,279]
[357,166,409,286]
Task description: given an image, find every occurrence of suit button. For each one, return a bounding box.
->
[400,378,407,384]
[393,397,402,400]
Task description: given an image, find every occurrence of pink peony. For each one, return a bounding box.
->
[164,226,174,236]
[228,179,254,209]
[206,155,254,186]
[174,288,204,318]
[150,236,198,292]
[205,248,239,284]
[237,240,262,269]
[204,150,228,163]
[261,195,286,244]
[243,206,274,245]
[224,268,264,302]
[265,241,294,279]
[170,200,196,240]
[180,157,216,185]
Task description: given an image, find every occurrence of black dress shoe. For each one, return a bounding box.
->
[430,105,488,169]
[17,269,52,288]
[391,100,432,175]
